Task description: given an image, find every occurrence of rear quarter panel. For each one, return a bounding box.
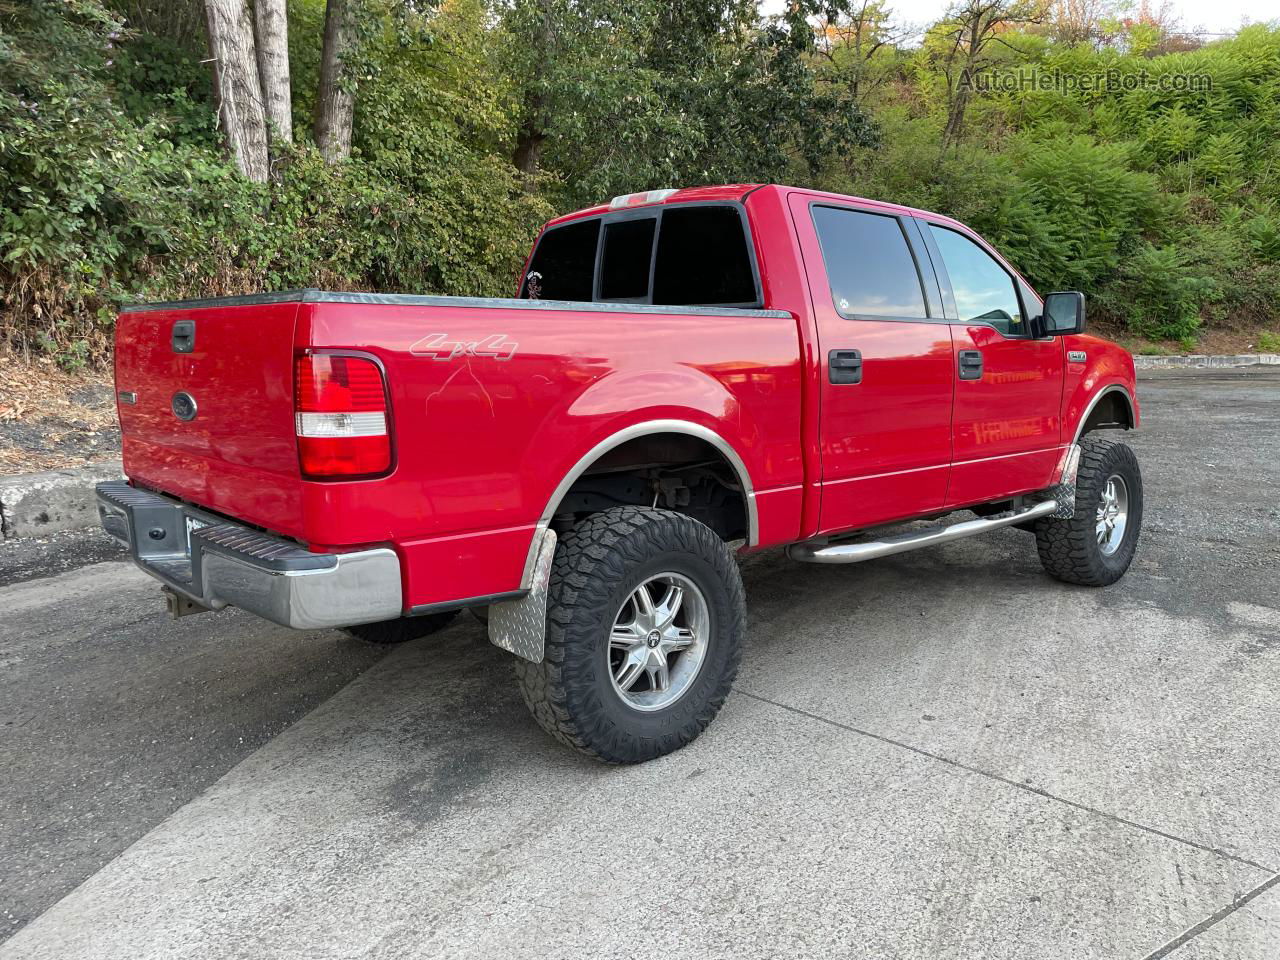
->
[299,301,804,607]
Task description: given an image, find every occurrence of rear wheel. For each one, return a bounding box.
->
[514,506,745,763]
[343,610,458,644]
[1034,434,1143,586]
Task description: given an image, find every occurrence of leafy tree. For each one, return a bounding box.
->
[812,0,911,104]
[499,0,878,208]
[5,0,1280,361]
[927,0,1048,148]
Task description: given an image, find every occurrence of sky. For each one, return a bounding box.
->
[759,0,1279,36]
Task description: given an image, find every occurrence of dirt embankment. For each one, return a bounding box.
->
[0,355,120,476]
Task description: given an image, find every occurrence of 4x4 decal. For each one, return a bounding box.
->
[409,333,518,361]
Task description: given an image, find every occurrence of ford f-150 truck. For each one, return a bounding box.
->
[98,184,1142,763]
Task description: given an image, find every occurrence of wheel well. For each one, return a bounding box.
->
[1079,390,1133,437]
[549,433,749,542]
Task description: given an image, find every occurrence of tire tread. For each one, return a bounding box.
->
[514,506,745,763]
[1034,434,1142,586]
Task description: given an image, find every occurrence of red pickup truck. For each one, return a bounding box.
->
[98,184,1141,763]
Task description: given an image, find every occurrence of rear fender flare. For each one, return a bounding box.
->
[492,419,756,663]
[518,418,759,592]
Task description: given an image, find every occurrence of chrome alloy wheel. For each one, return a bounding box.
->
[608,573,710,712]
[1096,473,1129,556]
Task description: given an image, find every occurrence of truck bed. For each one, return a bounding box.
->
[115,290,803,610]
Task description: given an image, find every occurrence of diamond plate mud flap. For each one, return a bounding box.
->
[1048,443,1082,519]
[488,528,557,663]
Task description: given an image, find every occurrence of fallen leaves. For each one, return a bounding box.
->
[0,352,118,475]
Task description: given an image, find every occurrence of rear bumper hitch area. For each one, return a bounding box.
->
[97,481,403,630]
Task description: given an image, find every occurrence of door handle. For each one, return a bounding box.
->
[958,349,983,380]
[171,320,195,354]
[829,349,862,385]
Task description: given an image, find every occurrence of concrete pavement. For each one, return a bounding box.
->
[0,554,390,938]
[1,372,1278,958]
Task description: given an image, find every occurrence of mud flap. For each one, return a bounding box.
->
[1048,443,1082,519]
[488,528,557,663]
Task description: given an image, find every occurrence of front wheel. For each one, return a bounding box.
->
[514,506,746,763]
[1034,434,1143,586]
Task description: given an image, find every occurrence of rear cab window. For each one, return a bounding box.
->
[810,206,930,319]
[520,218,599,301]
[600,218,657,301]
[653,206,758,306]
[521,203,761,308]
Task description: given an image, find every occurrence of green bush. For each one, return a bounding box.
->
[1100,243,1213,340]
[3,1,1280,364]
[0,0,547,365]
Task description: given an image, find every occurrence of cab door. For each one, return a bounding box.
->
[788,194,955,535]
[916,219,1065,506]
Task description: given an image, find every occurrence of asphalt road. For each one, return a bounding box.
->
[2,370,1278,959]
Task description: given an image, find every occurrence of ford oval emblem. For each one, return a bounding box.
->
[171,391,198,421]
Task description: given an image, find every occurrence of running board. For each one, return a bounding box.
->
[786,500,1057,564]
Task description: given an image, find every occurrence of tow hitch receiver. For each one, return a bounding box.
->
[162,585,212,619]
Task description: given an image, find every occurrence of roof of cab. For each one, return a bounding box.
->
[544,183,963,232]
[539,183,1029,291]
[543,185,765,227]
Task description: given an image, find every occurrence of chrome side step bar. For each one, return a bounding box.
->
[786,499,1057,564]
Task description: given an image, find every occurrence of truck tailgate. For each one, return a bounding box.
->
[114,300,306,537]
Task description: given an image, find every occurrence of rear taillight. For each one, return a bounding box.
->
[295,353,392,479]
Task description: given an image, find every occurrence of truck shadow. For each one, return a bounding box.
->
[359,527,1074,813]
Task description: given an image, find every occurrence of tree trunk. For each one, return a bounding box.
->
[253,0,293,148]
[314,0,356,164]
[943,73,972,146]
[942,14,985,150]
[511,0,552,182]
[203,0,270,182]
[512,101,546,179]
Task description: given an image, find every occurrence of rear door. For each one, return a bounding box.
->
[788,194,955,534]
[917,220,1065,506]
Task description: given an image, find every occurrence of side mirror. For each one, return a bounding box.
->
[1042,291,1086,336]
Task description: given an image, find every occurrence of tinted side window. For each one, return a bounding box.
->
[522,219,599,301]
[811,207,927,319]
[599,218,656,301]
[929,225,1024,335]
[653,206,757,306]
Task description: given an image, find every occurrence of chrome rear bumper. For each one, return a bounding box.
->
[96,482,402,629]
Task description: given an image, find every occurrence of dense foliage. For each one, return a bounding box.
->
[2,0,1279,365]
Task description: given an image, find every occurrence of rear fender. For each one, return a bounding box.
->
[489,372,762,663]
[490,412,757,664]
[525,367,763,554]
